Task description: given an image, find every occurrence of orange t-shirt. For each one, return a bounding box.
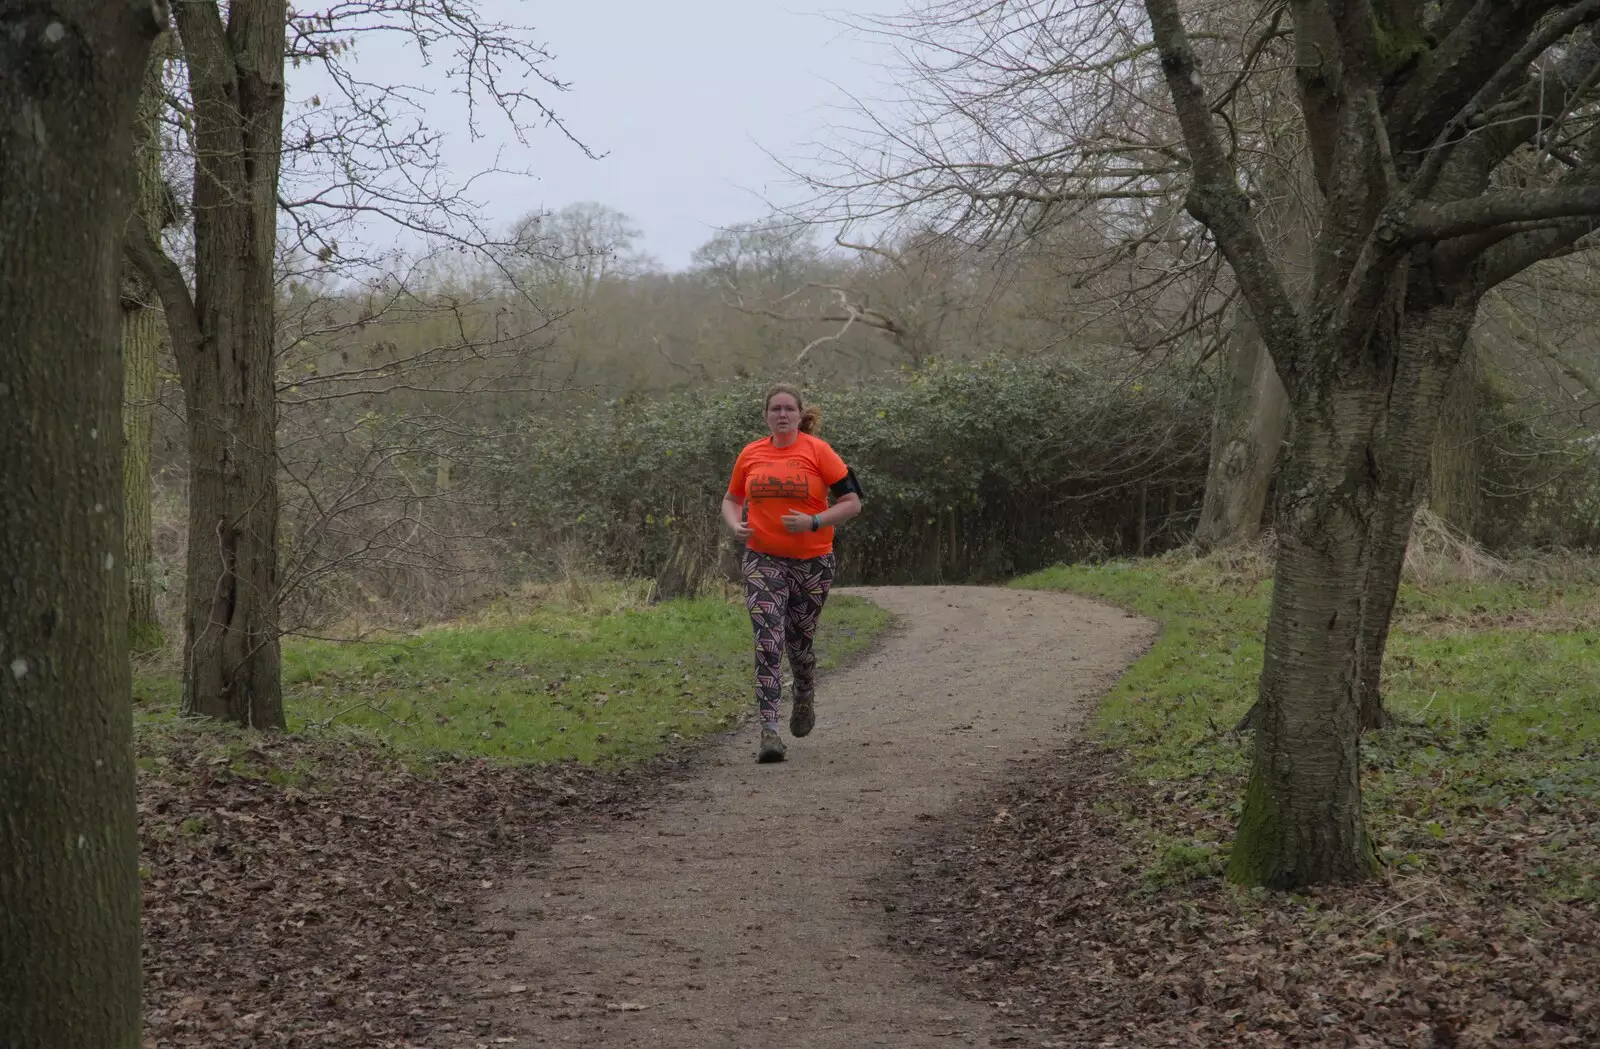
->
[726,432,850,559]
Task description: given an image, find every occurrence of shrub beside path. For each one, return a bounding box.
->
[461,585,1154,1048]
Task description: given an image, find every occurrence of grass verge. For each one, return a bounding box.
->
[1014,555,1600,898]
[134,585,890,768]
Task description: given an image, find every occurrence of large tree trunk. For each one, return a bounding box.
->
[1232,314,1474,737]
[0,4,164,1044]
[1227,386,1380,888]
[133,1,289,727]
[179,329,284,726]
[1195,309,1289,549]
[1230,297,1472,887]
[122,36,171,655]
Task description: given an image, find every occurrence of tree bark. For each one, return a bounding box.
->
[121,303,164,652]
[1427,336,1482,538]
[0,3,164,1044]
[1195,308,1289,549]
[131,1,289,727]
[122,34,171,655]
[1230,295,1472,885]
[1226,382,1382,888]
[1352,305,1475,731]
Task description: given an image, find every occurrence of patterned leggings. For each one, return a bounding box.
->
[742,549,836,726]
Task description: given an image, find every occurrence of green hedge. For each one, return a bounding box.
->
[494,356,1211,585]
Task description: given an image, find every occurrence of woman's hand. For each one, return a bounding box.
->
[721,495,752,540]
[781,508,817,534]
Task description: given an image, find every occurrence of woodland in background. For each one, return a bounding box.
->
[116,3,1600,690]
[135,202,1600,641]
[106,0,1600,896]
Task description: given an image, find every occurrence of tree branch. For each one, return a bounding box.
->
[1409,0,1600,201]
[1288,0,1342,194]
[790,293,861,372]
[1208,1,1289,116]
[124,221,202,381]
[1479,215,1600,291]
[170,0,234,120]
[1145,0,1304,385]
[1407,185,1600,241]
[1389,0,1573,161]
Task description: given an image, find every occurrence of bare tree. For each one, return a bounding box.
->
[1,2,165,1043]
[1141,0,1600,886]
[704,222,965,370]
[508,202,658,300]
[797,0,1241,351]
[271,256,565,632]
[127,0,294,727]
[794,0,1298,522]
[128,1,583,726]
[809,0,1600,884]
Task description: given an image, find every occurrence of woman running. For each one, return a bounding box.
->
[722,384,864,763]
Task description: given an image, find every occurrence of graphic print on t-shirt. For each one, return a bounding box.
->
[748,458,813,502]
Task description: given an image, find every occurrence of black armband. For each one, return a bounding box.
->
[829,467,864,500]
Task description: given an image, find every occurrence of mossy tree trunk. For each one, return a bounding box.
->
[1227,296,1469,886]
[0,3,165,1044]
[1226,382,1381,887]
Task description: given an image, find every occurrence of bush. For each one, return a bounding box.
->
[494,356,1212,586]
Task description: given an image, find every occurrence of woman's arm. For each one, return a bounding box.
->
[818,492,862,527]
[721,494,751,540]
[781,492,862,533]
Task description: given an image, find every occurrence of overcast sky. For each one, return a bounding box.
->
[325,1,909,271]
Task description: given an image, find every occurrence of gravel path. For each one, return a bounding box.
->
[473,585,1153,1047]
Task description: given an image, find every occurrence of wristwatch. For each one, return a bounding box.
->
[810,514,820,532]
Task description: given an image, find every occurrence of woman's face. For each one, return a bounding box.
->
[765,393,801,436]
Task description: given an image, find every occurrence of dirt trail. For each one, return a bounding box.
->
[472,585,1154,1048]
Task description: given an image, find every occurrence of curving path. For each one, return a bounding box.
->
[469,586,1154,1048]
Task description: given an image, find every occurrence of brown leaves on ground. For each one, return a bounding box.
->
[138,733,680,1048]
[886,746,1599,1048]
